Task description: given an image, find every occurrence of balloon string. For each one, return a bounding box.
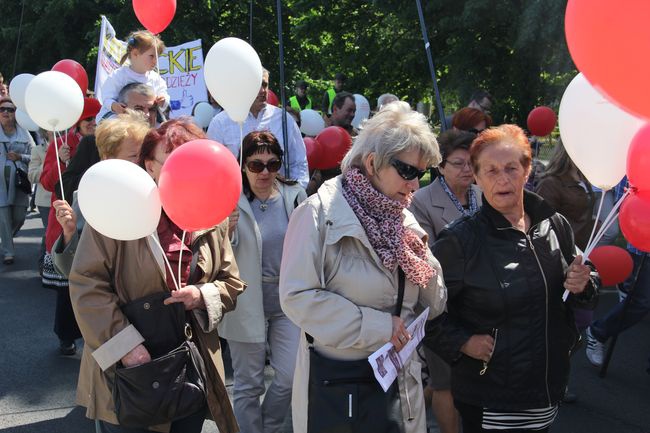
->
[149,233,181,292]
[565,188,631,303]
[239,122,244,168]
[178,230,186,290]
[583,189,631,259]
[583,189,606,261]
[52,130,66,202]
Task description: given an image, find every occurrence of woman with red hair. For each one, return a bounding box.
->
[451,107,492,134]
[424,125,596,433]
[69,118,244,433]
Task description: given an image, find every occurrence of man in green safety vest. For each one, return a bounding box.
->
[288,80,312,112]
[321,72,347,115]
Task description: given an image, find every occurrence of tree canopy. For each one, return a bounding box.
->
[0,0,576,126]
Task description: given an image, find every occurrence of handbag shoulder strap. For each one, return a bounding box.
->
[2,142,21,170]
[394,267,406,317]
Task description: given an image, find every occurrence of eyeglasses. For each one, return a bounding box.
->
[468,128,485,134]
[444,159,472,170]
[0,107,16,114]
[390,158,427,181]
[246,159,282,173]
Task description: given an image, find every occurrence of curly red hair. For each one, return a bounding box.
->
[452,107,492,132]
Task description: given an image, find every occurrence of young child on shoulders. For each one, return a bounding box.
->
[96,30,169,123]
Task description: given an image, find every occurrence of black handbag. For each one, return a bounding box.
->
[2,143,31,195]
[306,268,405,433]
[112,291,207,428]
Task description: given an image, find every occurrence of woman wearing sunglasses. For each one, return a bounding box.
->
[0,97,34,265]
[279,103,447,433]
[219,130,306,433]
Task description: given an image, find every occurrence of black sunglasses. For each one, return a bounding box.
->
[246,159,282,173]
[390,158,427,181]
[0,107,16,114]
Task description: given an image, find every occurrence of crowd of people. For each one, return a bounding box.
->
[0,29,648,433]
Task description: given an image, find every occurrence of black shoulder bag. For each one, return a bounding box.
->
[2,143,31,195]
[112,245,208,428]
[306,268,405,433]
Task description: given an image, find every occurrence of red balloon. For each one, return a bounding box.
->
[619,190,650,253]
[312,127,352,170]
[626,123,650,192]
[158,140,242,231]
[304,136,323,170]
[52,59,88,95]
[132,0,176,34]
[267,89,279,106]
[588,246,634,286]
[527,106,556,136]
[565,0,650,119]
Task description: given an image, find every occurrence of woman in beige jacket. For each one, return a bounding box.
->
[68,118,245,433]
[280,103,447,433]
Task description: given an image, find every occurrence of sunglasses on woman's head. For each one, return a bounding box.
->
[390,158,427,181]
[0,107,16,113]
[246,159,282,173]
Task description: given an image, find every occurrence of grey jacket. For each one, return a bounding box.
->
[219,181,307,343]
[0,124,34,206]
[410,177,482,246]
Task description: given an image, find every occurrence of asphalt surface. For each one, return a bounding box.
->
[0,211,649,433]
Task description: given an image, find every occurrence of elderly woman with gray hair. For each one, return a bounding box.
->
[280,106,447,433]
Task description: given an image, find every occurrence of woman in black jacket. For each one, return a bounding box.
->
[425,124,597,433]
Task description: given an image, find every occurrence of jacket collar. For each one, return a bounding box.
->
[481,189,555,231]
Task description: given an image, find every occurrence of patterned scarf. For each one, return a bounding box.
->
[439,176,479,216]
[342,168,435,287]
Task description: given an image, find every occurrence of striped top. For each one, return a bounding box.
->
[482,405,558,430]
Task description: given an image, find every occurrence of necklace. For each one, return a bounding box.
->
[259,197,270,211]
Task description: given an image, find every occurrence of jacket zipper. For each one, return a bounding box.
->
[525,232,552,407]
[498,225,552,407]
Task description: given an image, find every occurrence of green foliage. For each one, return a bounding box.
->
[0,0,576,129]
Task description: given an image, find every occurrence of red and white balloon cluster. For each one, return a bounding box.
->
[560,0,650,257]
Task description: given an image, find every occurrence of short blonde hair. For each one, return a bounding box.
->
[341,106,441,174]
[95,111,151,159]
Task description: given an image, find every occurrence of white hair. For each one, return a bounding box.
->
[341,106,441,174]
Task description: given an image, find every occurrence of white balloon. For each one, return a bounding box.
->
[15,109,39,132]
[204,38,262,123]
[351,94,371,129]
[559,73,644,190]
[77,160,161,241]
[8,73,34,111]
[193,101,215,129]
[25,71,84,132]
[300,109,325,136]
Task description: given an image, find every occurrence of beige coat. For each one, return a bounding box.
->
[409,178,482,246]
[279,177,447,433]
[27,143,52,207]
[219,182,307,343]
[68,221,245,433]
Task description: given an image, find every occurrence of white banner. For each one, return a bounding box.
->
[95,16,208,119]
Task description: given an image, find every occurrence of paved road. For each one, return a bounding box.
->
[1,212,648,432]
